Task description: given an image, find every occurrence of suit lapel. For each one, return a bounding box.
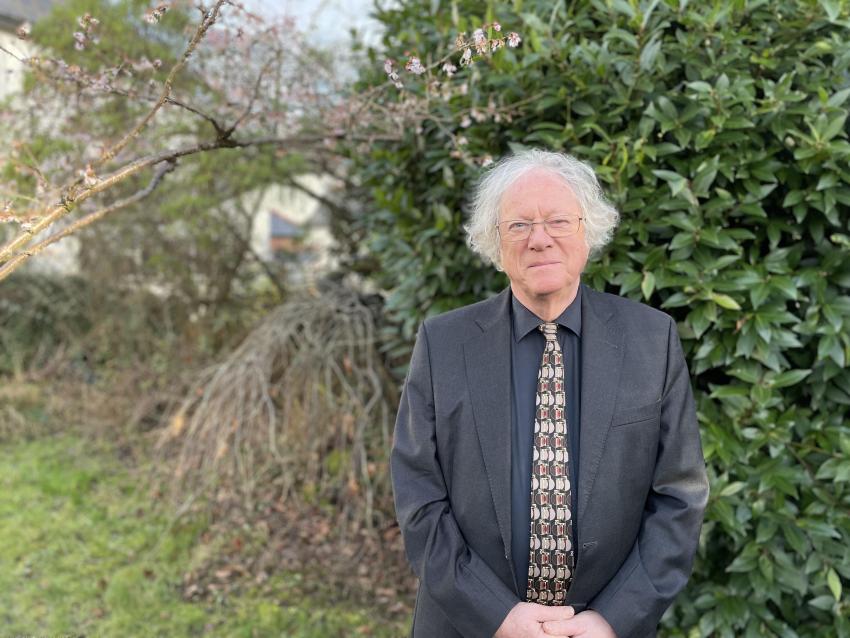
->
[463,287,513,560]
[578,284,625,519]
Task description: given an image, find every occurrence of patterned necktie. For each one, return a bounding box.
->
[527,322,574,605]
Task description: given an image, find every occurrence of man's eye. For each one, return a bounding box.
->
[547,218,570,228]
[509,222,530,232]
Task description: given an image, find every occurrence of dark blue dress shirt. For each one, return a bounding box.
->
[509,285,582,597]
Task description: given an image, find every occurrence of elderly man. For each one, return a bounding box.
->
[390,149,709,638]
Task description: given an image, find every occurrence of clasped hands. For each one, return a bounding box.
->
[494,602,616,638]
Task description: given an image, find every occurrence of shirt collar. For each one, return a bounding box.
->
[511,284,582,342]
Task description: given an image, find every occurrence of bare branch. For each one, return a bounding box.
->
[216,199,288,299]
[223,56,275,138]
[0,44,25,63]
[285,176,349,218]
[164,95,228,134]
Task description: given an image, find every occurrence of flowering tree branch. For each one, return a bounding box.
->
[0,133,341,277]
[0,159,177,281]
[98,0,227,165]
[0,1,522,277]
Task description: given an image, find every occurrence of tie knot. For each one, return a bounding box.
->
[539,322,558,340]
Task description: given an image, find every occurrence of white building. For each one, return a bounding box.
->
[0,1,56,99]
[252,175,338,277]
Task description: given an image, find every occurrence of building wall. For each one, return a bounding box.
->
[251,174,338,277]
[0,26,35,99]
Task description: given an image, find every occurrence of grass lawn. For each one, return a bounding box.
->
[0,430,407,637]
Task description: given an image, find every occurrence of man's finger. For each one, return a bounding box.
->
[533,604,575,622]
[541,618,580,635]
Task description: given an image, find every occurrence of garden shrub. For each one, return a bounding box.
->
[344,0,850,635]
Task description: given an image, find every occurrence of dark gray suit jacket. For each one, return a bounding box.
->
[390,283,709,638]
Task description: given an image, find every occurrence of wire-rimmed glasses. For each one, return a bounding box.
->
[495,216,583,242]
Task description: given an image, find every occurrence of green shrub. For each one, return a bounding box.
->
[344,0,850,635]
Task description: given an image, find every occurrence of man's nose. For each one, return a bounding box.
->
[527,222,553,249]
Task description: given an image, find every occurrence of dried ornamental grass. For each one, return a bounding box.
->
[156,284,395,530]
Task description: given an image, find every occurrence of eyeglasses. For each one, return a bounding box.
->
[495,216,583,242]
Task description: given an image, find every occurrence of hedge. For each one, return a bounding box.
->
[342,1,850,635]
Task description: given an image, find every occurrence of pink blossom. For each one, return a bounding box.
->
[472,28,488,54]
[507,32,521,48]
[91,75,110,91]
[78,13,99,29]
[144,4,168,24]
[384,59,403,87]
[81,164,99,187]
[16,22,31,39]
[460,48,472,66]
[132,57,155,72]
[492,22,502,32]
[405,56,425,75]
[480,154,494,167]
[442,62,457,77]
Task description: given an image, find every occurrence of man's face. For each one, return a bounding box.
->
[498,169,589,303]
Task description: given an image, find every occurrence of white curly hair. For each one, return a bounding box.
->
[464,149,620,270]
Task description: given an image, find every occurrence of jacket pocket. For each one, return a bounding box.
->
[611,399,661,427]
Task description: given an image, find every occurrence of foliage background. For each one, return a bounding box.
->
[342,0,850,635]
